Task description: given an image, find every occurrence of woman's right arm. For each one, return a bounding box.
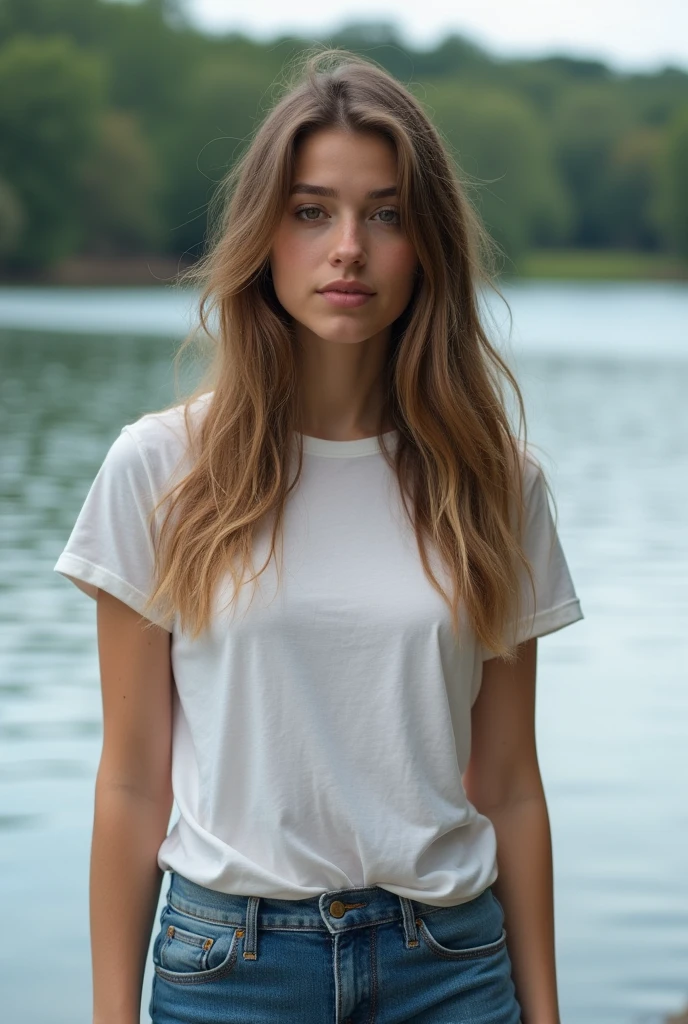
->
[90,588,174,1024]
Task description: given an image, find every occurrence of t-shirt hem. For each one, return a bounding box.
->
[53,552,172,631]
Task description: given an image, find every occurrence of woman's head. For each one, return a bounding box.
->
[269,127,419,353]
[147,48,537,660]
[192,45,500,374]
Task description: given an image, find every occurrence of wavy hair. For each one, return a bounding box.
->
[141,46,541,662]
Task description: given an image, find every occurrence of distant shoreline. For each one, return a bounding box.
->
[1,249,686,287]
[513,248,688,282]
[0,255,196,289]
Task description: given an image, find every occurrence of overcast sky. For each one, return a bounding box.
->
[188,0,688,73]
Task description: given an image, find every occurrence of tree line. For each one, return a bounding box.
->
[1,0,687,274]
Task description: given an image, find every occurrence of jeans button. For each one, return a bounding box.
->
[329,900,346,918]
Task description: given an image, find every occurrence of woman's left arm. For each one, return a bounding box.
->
[463,637,560,1024]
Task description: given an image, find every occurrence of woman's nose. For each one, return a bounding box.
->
[329,217,366,264]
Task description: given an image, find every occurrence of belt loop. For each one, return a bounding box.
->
[242,896,260,960]
[398,896,420,949]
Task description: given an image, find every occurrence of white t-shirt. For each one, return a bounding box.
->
[54,394,584,906]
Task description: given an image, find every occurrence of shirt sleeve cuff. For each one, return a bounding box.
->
[53,552,172,632]
[513,596,584,646]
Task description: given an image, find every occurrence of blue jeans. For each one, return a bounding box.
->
[149,872,522,1023]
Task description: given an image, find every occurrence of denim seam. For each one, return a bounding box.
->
[334,933,342,1024]
[150,971,158,1021]
[368,924,378,1023]
[416,922,508,961]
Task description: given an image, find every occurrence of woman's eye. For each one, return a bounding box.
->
[294,206,400,225]
[376,207,401,225]
[295,205,323,221]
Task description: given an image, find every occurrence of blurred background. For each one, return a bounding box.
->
[1,1,687,1022]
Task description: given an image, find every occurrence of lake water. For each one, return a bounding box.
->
[1,281,687,1024]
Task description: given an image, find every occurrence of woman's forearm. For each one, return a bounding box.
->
[488,791,561,1024]
[90,775,173,1024]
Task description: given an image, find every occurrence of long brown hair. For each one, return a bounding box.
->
[141,46,540,662]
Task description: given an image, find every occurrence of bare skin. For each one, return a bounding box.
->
[90,591,173,1024]
[269,127,419,440]
[465,639,562,1024]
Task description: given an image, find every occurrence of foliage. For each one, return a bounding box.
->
[419,83,573,265]
[655,104,688,257]
[80,110,162,254]
[0,176,24,256]
[0,33,104,268]
[0,0,686,272]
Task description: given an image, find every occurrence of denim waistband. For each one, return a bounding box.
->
[166,871,493,938]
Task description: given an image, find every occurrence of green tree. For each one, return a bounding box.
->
[0,33,104,268]
[80,110,162,254]
[0,0,198,133]
[606,127,664,249]
[550,85,634,247]
[0,7,687,271]
[655,103,688,258]
[0,176,25,257]
[419,84,572,265]
[158,58,268,255]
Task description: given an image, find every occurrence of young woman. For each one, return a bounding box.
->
[55,48,584,1024]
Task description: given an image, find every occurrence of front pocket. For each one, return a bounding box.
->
[415,912,508,961]
[159,923,215,973]
[153,905,241,985]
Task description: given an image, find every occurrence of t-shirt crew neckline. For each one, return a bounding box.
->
[296,429,399,458]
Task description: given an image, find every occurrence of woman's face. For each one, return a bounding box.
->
[269,128,419,347]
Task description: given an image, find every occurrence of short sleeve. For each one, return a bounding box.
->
[53,425,173,631]
[481,454,584,660]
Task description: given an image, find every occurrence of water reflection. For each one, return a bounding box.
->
[1,296,687,1022]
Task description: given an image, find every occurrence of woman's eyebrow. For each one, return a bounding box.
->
[289,183,398,199]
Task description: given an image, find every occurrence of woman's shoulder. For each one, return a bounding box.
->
[120,391,213,485]
[509,437,545,496]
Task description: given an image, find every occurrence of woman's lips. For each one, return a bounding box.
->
[318,290,374,308]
